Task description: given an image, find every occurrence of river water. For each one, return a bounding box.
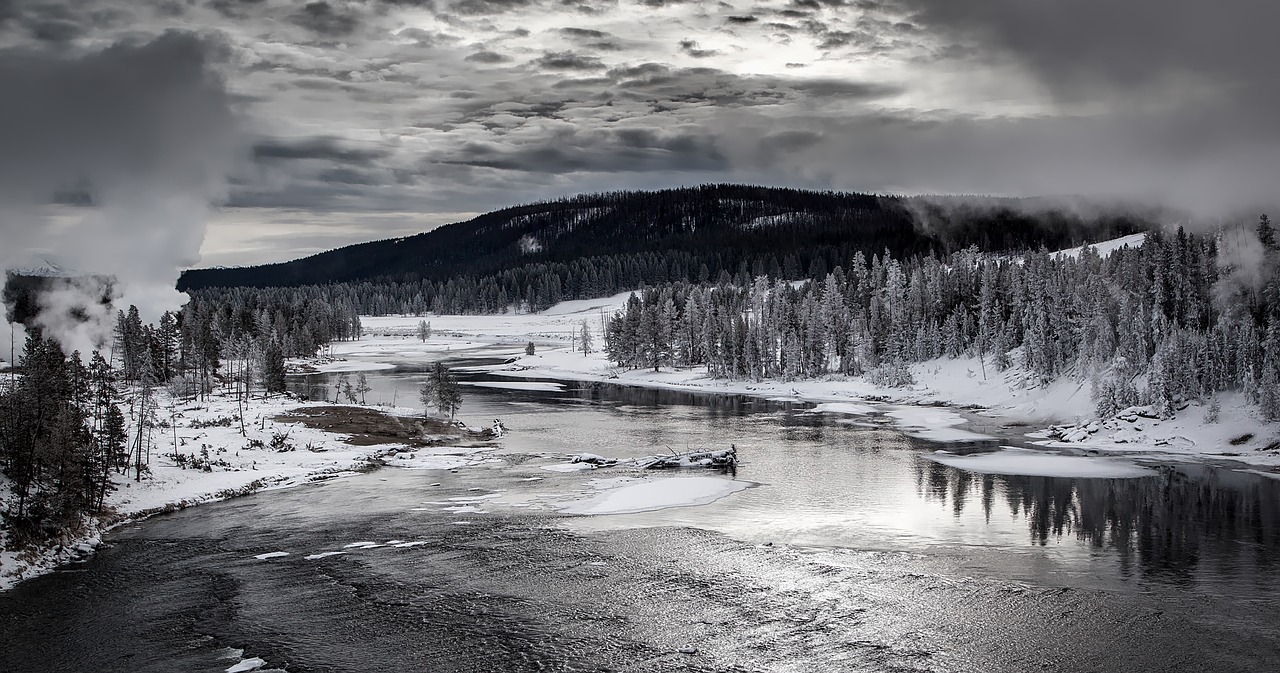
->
[3,354,1279,672]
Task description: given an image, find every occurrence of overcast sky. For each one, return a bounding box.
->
[2,0,1276,266]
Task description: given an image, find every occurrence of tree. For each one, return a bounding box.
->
[420,362,462,421]
[356,372,371,405]
[263,339,287,394]
[1259,214,1276,250]
[417,320,431,342]
[525,341,536,355]
[580,319,593,356]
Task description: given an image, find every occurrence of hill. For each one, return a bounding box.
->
[178,185,1153,292]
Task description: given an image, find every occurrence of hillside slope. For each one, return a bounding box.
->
[179,185,1152,291]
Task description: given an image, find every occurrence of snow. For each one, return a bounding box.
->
[1053,232,1147,260]
[928,447,1155,478]
[226,657,267,673]
[559,476,750,515]
[327,298,1280,475]
[0,383,497,591]
[885,407,991,442]
[253,552,290,560]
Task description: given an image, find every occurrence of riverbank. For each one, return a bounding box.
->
[344,291,1280,472]
[0,390,496,591]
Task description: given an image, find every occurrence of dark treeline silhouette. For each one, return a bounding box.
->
[178,186,1153,315]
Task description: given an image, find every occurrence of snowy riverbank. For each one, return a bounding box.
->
[0,390,489,591]
[342,290,1280,473]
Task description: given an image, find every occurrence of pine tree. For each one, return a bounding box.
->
[580,319,593,356]
[263,339,287,394]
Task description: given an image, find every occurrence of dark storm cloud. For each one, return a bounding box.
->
[560,26,609,39]
[887,0,1277,100]
[431,126,726,174]
[0,30,239,205]
[863,0,1280,209]
[449,0,536,15]
[291,1,360,36]
[678,39,718,58]
[464,50,511,63]
[534,50,605,70]
[0,0,93,42]
[319,167,387,185]
[207,0,266,19]
[252,137,390,165]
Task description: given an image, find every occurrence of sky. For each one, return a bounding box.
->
[0,0,1277,268]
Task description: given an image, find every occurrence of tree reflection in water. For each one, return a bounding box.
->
[916,459,1280,582]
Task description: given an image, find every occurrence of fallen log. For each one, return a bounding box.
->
[638,444,738,471]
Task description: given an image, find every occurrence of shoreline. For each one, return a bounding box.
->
[0,394,493,593]
[348,303,1280,473]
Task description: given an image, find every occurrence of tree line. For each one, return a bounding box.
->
[602,217,1280,420]
[0,288,364,545]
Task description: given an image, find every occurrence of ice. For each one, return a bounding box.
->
[226,658,266,673]
[928,447,1154,478]
[808,402,876,415]
[559,476,750,515]
[463,381,565,392]
[885,406,992,442]
[303,360,396,373]
[303,551,347,560]
[342,541,381,549]
[252,552,289,560]
[541,462,595,472]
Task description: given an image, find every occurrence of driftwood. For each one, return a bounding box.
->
[639,444,738,471]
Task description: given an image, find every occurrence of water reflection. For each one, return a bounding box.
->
[916,459,1280,585]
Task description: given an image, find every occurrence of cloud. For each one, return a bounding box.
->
[291,1,361,37]
[678,39,718,58]
[252,137,389,165]
[0,29,244,353]
[534,50,605,70]
[464,49,511,63]
[2,0,1274,274]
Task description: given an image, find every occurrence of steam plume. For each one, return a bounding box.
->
[0,30,243,358]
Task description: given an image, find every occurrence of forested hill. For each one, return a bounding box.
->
[179,185,1151,291]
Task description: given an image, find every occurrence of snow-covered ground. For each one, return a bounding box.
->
[0,390,482,591]
[332,290,1280,474]
[1052,232,1147,259]
[9,282,1278,590]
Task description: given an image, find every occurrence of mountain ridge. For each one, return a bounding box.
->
[178,184,1155,291]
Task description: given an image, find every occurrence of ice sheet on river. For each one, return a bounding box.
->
[928,447,1154,478]
[559,476,750,515]
[462,380,565,392]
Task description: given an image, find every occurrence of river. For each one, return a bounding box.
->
[2,356,1279,672]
